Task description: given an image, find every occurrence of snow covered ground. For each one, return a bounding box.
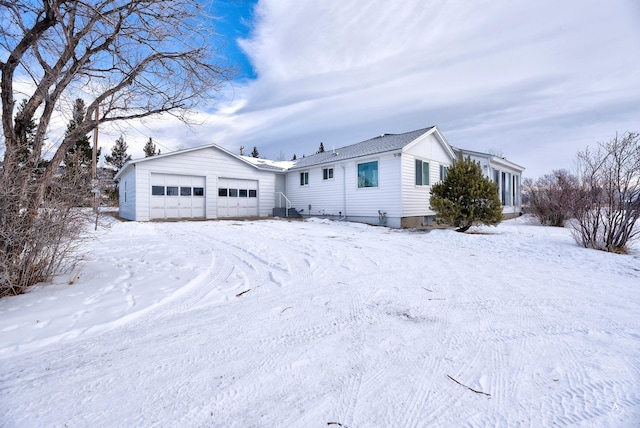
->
[1,215,638,427]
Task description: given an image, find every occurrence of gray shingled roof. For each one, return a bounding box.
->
[290,127,434,170]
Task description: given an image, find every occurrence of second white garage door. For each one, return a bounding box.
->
[217,178,258,217]
[150,174,205,220]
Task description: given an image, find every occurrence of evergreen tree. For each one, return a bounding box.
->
[292,154,297,161]
[15,99,37,165]
[14,99,49,172]
[430,156,502,232]
[64,99,99,171]
[62,99,97,205]
[251,146,259,158]
[105,135,132,173]
[317,142,325,153]
[143,137,160,157]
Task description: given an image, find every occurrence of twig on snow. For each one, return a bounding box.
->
[428,298,446,301]
[281,306,292,314]
[235,289,251,297]
[327,422,348,428]
[447,374,491,397]
[422,287,433,292]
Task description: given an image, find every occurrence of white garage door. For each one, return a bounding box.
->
[150,174,205,220]
[217,178,258,218]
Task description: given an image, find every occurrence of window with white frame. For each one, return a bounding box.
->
[300,171,309,186]
[439,165,448,181]
[357,161,378,188]
[415,159,430,186]
[323,167,334,180]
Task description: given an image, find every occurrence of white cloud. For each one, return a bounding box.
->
[130,0,640,177]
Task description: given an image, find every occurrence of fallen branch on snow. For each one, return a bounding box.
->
[422,287,434,292]
[281,306,292,314]
[447,374,491,397]
[327,422,347,428]
[235,289,251,297]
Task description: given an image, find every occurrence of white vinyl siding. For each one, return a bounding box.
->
[402,132,455,218]
[286,154,401,224]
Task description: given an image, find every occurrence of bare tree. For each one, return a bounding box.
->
[572,132,640,253]
[523,169,582,227]
[0,1,230,296]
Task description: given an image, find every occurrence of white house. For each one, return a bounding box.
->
[114,126,525,227]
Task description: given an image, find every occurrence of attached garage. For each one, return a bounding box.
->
[216,178,258,218]
[114,143,284,222]
[150,174,206,220]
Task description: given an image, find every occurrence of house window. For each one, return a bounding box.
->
[124,181,127,203]
[194,187,204,197]
[323,167,334,180]
[300,172,309,186]
[166,186,179,196]
[415,159,429,186]
[180,187,191,196]
[501,172,512,205]
[152,186,165,196]
[358,161,378,188]
[218,188,228,197]
[439,165,448,181]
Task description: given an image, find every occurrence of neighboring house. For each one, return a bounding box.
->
[114,126,525,227]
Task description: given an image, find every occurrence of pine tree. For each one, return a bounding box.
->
[251,146,259,158]
[105,135,132,174]
[292,154,297,161]
[15,99,37,165]
[143,137,160,157]
[317,142,325,153]
[62,99,97,205]
[430,156,502,232]
[64,99,99,170]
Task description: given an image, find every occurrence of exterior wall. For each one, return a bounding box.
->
[401,133,454,219]
[286,153,402,226]
[119,147,277,221]
[117,167,136,220]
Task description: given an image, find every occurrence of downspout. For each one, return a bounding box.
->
[341,163,347,220]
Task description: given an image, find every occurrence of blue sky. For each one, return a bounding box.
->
[120,0,640,178]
